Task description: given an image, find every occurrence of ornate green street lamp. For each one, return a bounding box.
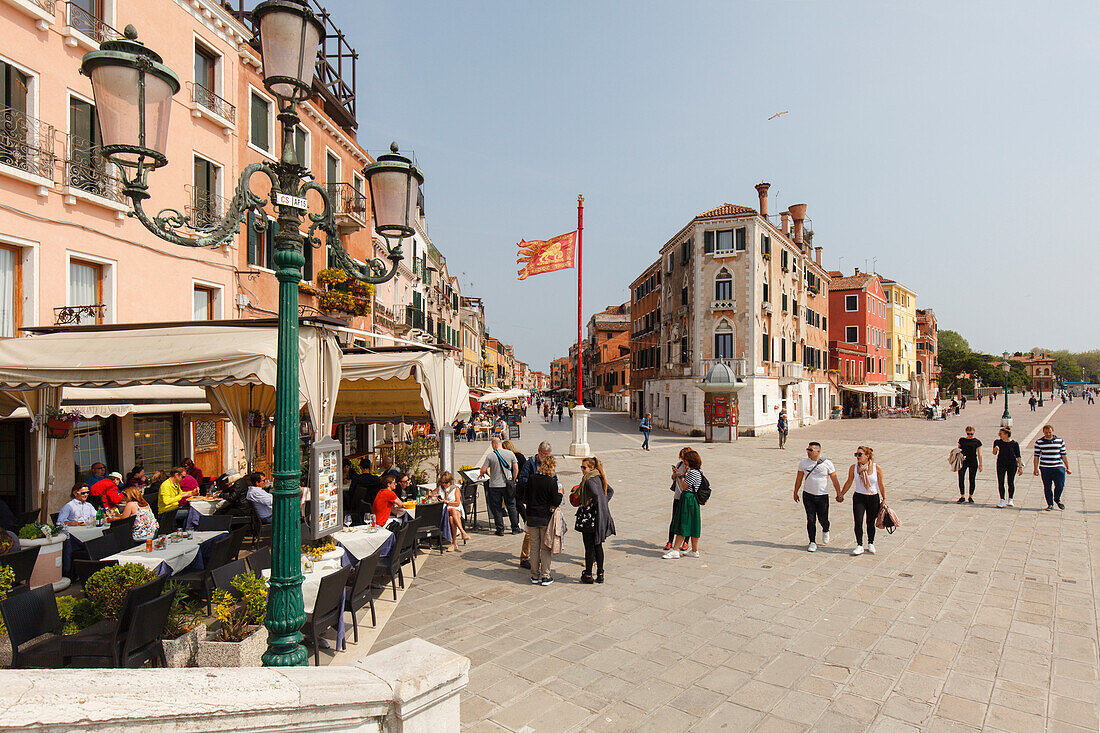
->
[1000,352,1012,428]
[81,1,422,667]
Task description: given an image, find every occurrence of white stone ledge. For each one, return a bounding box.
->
[0,638,468,732]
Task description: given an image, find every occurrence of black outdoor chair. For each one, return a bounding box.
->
[344,551,381,643]
[196,514,232,533]
[211,557,257,595]
[397,517,422,584]
[49,512,60,525]
[460,483,481,531]
[69,533,122,587]
[373,523,410,601]
[0,584,67,668]
[156,510,176,537]
[15,509,39,528]
[0,546,39,588]
[414,502,445,556]
[174,535,231,615]
[86,532,123,560]
[249,502,272,545]
[224,527,247,562]
[117,592,173,668]
[62,575,168,667]
[106,516,137,549]
[245,545,271,574]
[301,564,351,666]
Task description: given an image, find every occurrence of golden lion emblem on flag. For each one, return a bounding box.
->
[516,231,577,280]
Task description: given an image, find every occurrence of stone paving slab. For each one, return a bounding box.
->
[373,395,1099,731]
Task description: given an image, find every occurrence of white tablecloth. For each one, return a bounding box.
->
[187,499,225,516]
[105,530,226,575]
[65,524,105,543]
[263,558,342,615]
[331,527,392,562]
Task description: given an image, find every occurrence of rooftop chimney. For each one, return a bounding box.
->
[854,267,861,274]
[754,182,771,217]
[814,246,822,265]
[789,203,807,245]
[780,211,790,236]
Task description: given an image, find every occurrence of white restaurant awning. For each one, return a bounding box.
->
[840,384,896,397]
[336,351,471,426]
[2,385,215,419]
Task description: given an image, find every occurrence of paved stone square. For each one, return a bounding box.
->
[373,395,1099,731]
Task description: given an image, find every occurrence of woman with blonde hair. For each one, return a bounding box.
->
[436,471,469,551]
[109,485,157,543]
[574,455,615,584]
[525,455,563,585]
[839,445,886,555]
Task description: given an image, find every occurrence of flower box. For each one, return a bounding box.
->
[161,623,207,668]
[196,623,268,667]
[20,533,69,591]
[46,418,73,439]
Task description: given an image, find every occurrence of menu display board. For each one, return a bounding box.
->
[309,436,343,540]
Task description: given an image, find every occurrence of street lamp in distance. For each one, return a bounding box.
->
[1000,351,1012,428]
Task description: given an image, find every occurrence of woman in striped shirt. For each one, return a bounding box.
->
[1033,424,1071,511]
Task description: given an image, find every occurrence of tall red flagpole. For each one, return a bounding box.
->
[576,194,584,406]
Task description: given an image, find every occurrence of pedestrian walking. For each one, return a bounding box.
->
[477,437,521,535]
[839,445,886,556]
[640,412,652,451]
[524,455,563,585]
[793,442,841,552]
[543,402,550,422]
[516,441,553,569]
[663,447,692,552]
[572,455,615,583]
[992,427,1022,508]
[951,399,960,416]
[956,426,983,504]
[961,395,967,409]
[777,410,789,449]
[663,449,703,559]
[556,403,563,422]
[1033,424,1071,510]
[1029,395,1037,412]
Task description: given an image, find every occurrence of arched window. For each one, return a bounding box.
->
[714,319,734,359]
[714,268,733,302]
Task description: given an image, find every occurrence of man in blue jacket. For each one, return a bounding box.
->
[516,441,552,570]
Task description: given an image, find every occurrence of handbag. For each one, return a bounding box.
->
[493,449,517,499]
[875,502,901,533]
[574,501,598,532]
[569,486,582,507]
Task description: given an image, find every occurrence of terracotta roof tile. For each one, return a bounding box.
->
[829,272,874,291]
[696,203,757,219]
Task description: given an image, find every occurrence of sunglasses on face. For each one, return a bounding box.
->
[854,452,864,457]
[806,448,815,451]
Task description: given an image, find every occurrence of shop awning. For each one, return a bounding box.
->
[335,350,471,426]
[2,385,214,419]
[840,384,896,397]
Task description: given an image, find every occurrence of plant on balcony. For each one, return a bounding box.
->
[349,280,374,298]
[42,406,83,439]
[320,290,355,314]
[317,268,373,317]
[317,268,349,286]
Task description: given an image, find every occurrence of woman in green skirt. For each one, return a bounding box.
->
[663,448,702,558]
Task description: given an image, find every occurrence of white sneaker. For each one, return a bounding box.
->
[851,546,865,556]
[822,531,830,544]
[1007,498,1015,506]
[997,499,1006,508]
[683,550,700,558]
[867,544,876,554]
[662,550,680,559]
[808,542,817,552]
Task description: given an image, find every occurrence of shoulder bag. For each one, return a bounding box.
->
[875,502,901,533]
[493,450,518,500]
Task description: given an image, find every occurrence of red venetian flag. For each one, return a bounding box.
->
[516,230,577,280]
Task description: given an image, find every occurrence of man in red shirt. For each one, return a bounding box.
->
[371,475,406,528]
[89,471,125,511]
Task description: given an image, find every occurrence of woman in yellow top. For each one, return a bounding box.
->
[158,466,198,522]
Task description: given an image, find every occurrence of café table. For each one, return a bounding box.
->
[262,557,346,649]
[185,498,226,529]
[331,526,393,563]
[65,524,105,544]
[104,530,227,576]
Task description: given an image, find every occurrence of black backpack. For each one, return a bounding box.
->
[695,473,712,505]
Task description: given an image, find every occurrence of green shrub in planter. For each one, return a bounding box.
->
[163,581,203,640]
[85,563,157,619]
[211,572,268,642]
[0,564,13,634]
[55,596,98,635]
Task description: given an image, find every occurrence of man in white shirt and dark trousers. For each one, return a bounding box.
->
[793,442,842,552]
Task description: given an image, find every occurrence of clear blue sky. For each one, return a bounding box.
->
[342,1,1099,371]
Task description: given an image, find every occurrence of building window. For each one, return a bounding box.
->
[69,258,104,323]
[193,284,219,320]
[845,294,858,312]
[680,336,688,363]
[247,211,276,270]
[763,282,770,303]
[887,337,892,349]
[0,244,21,338]
[326,150,340,187]
[250,91,271,152]
[73,417,116,480]
[133,415,178,476]
[293,125,309,167]
[682,394,687,413]
[762,331,770,361]
[715,271,732,301]
[715,229,734,252]
[760,234,771,256]
[680,286,687,305]
[845,325,858,343]
[735,228,746,251]
[762,394,768,413]
[714,331,733,359]
[194,43,218,97]
[192,155,221,229]
[680,240,690,264]
[68,96,107,195]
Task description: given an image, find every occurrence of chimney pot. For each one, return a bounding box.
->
[789,203,807,245]
[780,211,790,236]
[755,182,771,217]
[854,267,860,274]
[814,246,822,265]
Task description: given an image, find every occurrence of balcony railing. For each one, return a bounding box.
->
[66,2,121,43]
[185,186,230,231]
[188,82,236,123]
[66,135,123,202]
[325,182,366,226]
[701,358,748,378]
[55,304,105,325]
[780,362,804,381]
[711,299,736,311]
[0,106,55,180]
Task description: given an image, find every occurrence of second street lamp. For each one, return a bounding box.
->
[1001,352,1012,428]
[81,4,422,667]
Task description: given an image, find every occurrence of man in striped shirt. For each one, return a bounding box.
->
[1033,424,1071,510]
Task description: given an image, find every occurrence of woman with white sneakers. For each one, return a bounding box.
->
[838,445,886,556]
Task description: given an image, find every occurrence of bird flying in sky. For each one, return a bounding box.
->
[768,111,789,120]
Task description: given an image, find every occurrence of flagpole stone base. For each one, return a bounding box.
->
[568,405,592,457]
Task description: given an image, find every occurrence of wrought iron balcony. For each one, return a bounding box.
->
[54,304,105,325]
[66,1,121,43]
[65,135,123,202]
[188,82,236,123]
[0,106,55,181]
[325,182,367,228]
[185,186,231,231]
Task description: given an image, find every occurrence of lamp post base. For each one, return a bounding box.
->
[1001,414,1013,428]
[568,405,592,458]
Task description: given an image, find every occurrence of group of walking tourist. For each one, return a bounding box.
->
[950,423,1071,510]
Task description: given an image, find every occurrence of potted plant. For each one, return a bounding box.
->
[43,406,83,439]
[17,522,69,591]
[160,581,207,667]
[84,563,158,619]
[196,572,269,667]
